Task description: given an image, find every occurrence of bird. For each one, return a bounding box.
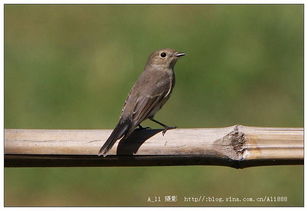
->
[98,48,185,156]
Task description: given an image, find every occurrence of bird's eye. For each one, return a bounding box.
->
[160,52,166,57]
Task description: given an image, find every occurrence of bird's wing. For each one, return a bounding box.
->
[132,93,165,124]
[133,72,172,124]
[126,71,172,125]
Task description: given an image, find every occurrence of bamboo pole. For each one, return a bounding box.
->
[4,125,303,168]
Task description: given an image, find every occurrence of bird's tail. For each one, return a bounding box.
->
[98,118,132,157]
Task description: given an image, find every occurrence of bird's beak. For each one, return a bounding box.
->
[175,52,185,57]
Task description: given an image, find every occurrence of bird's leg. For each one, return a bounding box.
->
[136,124,150,130]
[149,117,176,135]
[138,124,144,129]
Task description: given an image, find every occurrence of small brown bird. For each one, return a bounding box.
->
[98,48,185,156]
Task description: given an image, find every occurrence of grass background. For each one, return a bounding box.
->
[4,5,303,206]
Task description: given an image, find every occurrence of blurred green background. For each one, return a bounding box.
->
[5,5,303,206]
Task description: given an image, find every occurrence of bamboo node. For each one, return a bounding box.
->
[230,125,247,156]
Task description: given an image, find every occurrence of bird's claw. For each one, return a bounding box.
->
[162,126,177,136]
[136,125,151,131]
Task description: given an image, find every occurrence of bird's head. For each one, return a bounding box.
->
[145,48,185,70]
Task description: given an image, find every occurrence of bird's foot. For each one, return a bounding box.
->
[162,126,177,136]
[136,124,151,131]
